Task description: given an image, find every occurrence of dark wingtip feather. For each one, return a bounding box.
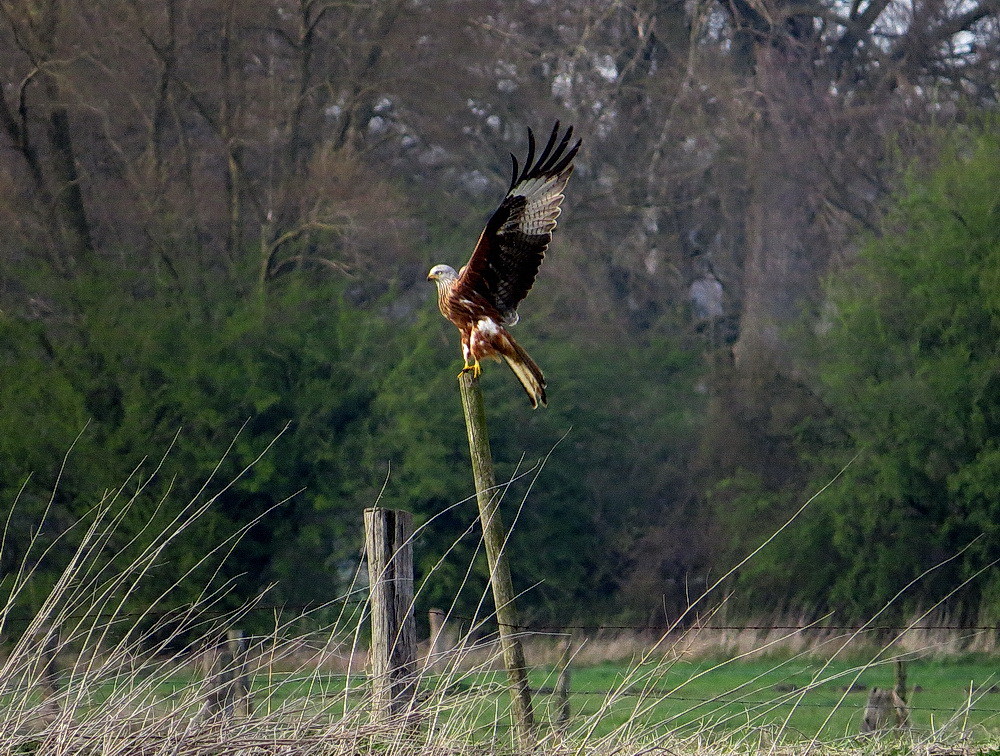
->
[509,121,581,191]
[533,122,561,173]
[551,136,582,177]
[523,127,536,180]
[508,153,520,192]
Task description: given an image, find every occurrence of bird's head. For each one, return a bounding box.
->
[427,264,458,286]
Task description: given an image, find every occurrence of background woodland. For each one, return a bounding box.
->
[0,0,998,630]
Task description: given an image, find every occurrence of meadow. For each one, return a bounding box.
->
[5,446,1000,755]
[7,615,1000,755]
[533,654,1000,740]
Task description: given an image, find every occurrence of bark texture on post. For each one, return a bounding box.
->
[365,507,417,723]
[458,372,535,748]
[894,658,910,727]
[426,608,448,672]
[35,627,61,720]
[556,636,572,733]
[226,629,255,716]
[200,628,254,721]
[894,658,907,704]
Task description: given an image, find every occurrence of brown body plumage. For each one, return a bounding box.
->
[428,122,581,408]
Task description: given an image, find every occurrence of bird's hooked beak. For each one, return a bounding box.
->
[427,271,435,281]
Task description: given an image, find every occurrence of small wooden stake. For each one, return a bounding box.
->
[426,608,448,672]
[365,507,417,724]
[226,629,254,717]
[458,372,535,748]
[199,628,254,721]
[894,658,908,704]
[894,658,910,727]
[555,636,572,734]
[34,627,61,720]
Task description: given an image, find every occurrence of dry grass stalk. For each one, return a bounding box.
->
[2,447,998,754]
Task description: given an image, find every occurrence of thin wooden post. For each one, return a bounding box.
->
[34,627,61,719]
[426,608,447,672]
[365,507,417,723]
[894,658,907,704]
[458,372,535,748]
[894,658,910,727]
[555,636,572,734]
[200,634,233,721]
[226,629,254,717]
[199,628,253,721]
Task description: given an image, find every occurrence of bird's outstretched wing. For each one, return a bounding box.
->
[458,122,581,323]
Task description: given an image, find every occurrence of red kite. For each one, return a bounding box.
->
[428,122,581,408]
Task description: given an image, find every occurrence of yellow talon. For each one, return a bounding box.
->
[458,360,482,379]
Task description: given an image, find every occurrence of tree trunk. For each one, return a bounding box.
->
[44,81,95,266]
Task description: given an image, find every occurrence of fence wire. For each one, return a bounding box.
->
[445,614,1000,634]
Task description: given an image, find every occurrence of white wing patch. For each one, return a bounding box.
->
[505,173,567,237]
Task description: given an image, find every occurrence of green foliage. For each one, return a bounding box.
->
[0,244,702,630]
[729,127,1000,619]
[0,267,381,620]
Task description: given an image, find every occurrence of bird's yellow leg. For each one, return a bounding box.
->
[457,359,482,379]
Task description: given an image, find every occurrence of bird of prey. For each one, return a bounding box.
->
[427,122,581,408]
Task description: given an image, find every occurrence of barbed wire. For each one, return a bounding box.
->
[8,603,1000,636]
[255,678,1000,716]
[0,598,369,628]
[445,614,1000,634]
[522,689,1000,715]
[509,623,1000,632]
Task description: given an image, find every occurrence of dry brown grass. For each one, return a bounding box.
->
[3,450,998,755]
[492,617,1000,670]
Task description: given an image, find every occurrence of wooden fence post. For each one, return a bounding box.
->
[894,658,910,727]
[894,658,907,703]
[200,628,254,721]
[227,629,254,716]
[458,372,535,748]
[426,608,447,673]
[555,636,572,734]
[34,627,61,719]
[365,507,417,724]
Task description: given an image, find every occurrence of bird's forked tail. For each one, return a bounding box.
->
[500,336,547,409]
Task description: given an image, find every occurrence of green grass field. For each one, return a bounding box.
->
[8,645,1000,753]
[218,654,1000,746]
[420,655,995,745]
[526,656,1000,742]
